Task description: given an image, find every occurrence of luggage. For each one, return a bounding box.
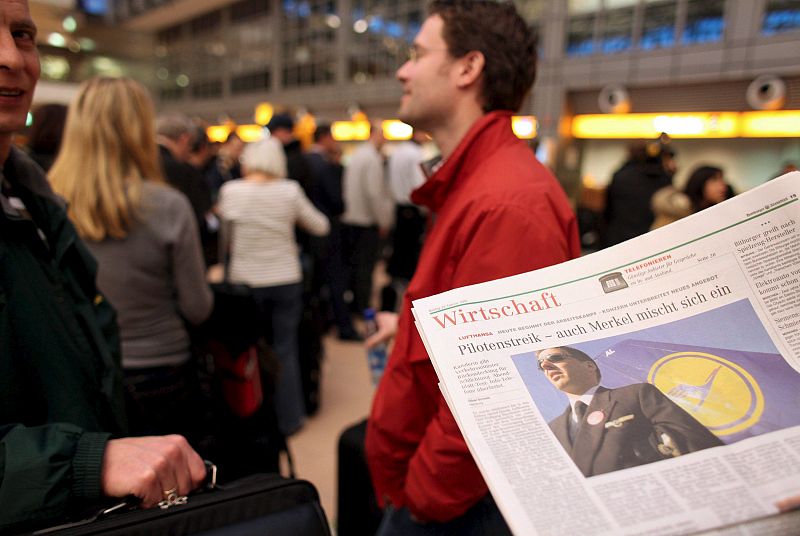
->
[191,283,289,482]
[298,292,325,416]
[35,474,331,535]
[337,420,384,536]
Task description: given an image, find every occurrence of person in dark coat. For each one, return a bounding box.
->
[268,113,329,411]
[0,3,205,531]
[156,114,216,265]
[537,346,723,478]
[306,124,359,340]
[268,113,312,194]
[603,141,674,247]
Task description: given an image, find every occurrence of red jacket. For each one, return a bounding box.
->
[365,111,581,522]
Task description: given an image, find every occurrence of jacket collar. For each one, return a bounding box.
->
[3,146,63,205]
[411,110,516,212]
[2,147,79,263]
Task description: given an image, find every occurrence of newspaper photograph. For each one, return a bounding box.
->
[412,173,800,535]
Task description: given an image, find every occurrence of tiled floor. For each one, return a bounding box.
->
[288,333,376,532]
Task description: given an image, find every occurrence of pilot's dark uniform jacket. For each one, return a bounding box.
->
[548,383,723,477]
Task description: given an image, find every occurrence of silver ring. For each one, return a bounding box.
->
[158,488,187,509]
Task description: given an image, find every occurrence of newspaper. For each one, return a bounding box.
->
[411,172,800,535]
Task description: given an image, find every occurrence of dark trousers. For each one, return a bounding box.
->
[342,223,381,313]
[123,363,201,440]
[376,495,511,536]
[323,222,358,337]
[251,282,305,435]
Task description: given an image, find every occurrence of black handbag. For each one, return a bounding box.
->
[34,474,331,536]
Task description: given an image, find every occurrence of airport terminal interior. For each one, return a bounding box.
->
[14,0,800,531]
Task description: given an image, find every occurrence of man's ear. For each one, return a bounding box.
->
[455,50,485,89]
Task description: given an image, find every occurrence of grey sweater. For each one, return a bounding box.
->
[87,181,213,369]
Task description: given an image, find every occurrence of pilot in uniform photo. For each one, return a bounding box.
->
[538,346,724,477]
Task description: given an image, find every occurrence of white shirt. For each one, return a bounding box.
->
[387,141,425,205]
[566,385,600,424]
[341,142,394,230]
[218,178,329,287]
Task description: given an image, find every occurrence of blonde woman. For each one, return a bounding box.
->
[218,136,329,435]
[49,77,213,437]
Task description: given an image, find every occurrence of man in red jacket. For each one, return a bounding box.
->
[365,1,581,534]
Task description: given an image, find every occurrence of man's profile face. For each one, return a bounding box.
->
[0,0,40,139]
[538,348,599,395]
[396,14,458,131]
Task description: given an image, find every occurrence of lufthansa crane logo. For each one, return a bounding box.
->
[647,351,764,436]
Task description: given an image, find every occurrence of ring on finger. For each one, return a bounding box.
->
[158,487,187,509]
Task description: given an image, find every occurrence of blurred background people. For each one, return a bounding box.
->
[603,140,675,247]
[187,120,216,174]
[382,129,428,312]
[306,124,359,341]
[49,77,213,438]
[24,103,67,172]
[341,123,394,315]
[217,137,329,435]
[650,184,693,230]
[156,112,216,265]
[683,165,735,213]
[268,113,311,192]
[186,123,221,265]
[207,131,245,198]
[268,113,329,413]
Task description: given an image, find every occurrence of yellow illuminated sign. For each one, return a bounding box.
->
[211,115,547,144]
[207,125,232,143]
[511,116,537,139]
[572,111,800,139]
[255,103,274,126]
[572,113,739,139]
[235,124,265,142]
[740,111,800,138]
[382,120,413,141]
[332,120,372,141]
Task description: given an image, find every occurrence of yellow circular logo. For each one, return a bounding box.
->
[647,351,764,436]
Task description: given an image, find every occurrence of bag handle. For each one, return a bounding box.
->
[33,461,219,534]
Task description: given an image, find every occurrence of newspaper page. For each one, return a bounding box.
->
[412,172,800,536]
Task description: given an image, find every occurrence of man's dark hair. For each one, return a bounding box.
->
[313,124,332,143]
[429,0,537,113]
[537,346,601,382]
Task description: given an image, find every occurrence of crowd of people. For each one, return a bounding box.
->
[602,140,739,248]
[1,0,797,533]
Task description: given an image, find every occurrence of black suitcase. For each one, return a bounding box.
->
[34,475,331,536]
[337,420,384,536]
